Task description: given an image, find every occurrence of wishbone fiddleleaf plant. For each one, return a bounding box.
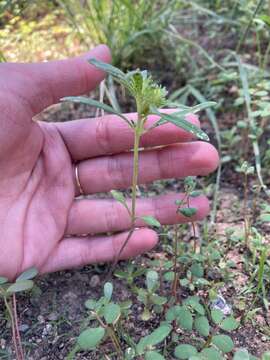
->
[62,58,215,270]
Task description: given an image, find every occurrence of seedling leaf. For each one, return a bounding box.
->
[77,327,105,350]
[177,306,193,331]
[212,334,234,353]
[104,282,113,301]
[174,344,197,359]
[211,309,224,324]
[233,349,250,360]
[200,347,223,360]
[137,325,172,354]
[104,303,121,324]
[220,316,239,331]
[194,316,210,337]
[16,267,38,281]
[146,270,158,292]
[7,280,34,293]
[179,207,197,217]
[145,351,165,360]
[141,215,161,228]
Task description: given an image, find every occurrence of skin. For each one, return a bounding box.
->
[0,45,219,280]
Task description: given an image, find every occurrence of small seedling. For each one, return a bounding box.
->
[0,267,38,360]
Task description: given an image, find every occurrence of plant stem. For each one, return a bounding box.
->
[107,116,143,279]
[172,224,179,299]
[3,296,20,360]
[243,173,250,247]
[131,127,141,225]
[13,294,24,360]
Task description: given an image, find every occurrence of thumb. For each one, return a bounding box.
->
[1,44,111,115]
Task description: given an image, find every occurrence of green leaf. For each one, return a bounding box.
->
[233,349,250,360]
[61,96,131,125]
[141,215,161,228]
[150,294,167,305]
[104,303,121,324]
[146,270,159,292]
[211,309,224,324]
[260,213,270,222]
[220,316,239,331]
[200,347,223,360]
[0,276,8,285]
[194,316,210,337]
[110,190,125,203]
[151,107,210,141]
[104,282,113,301]
[85,299,96,310]
[110,190,130,212]
[179,207,197,217]
[137,325,172,354]
[260,14,270,27]
[77,327,105,350]
[164,271,174,282]
[145,351,165,360]
[88,58,126,83]
[190,263,204,278]
[177,306,193,331]
[16,267,38,281]
[184,296,205,315]
[212,334,234,353]
[7,280,34,293]
[262,352,270,360]
[174,344,197,359]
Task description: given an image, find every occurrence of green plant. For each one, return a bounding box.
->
[68,281,132,358]
[57,0,178,67]
[0,267,38,360]
[62,59,214,275]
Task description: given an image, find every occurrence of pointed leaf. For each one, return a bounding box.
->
[150,108,209,141]
[212,335,234,353]
[89,58,126,83]
[0,276,8,285]
[141,215,161,228]
[77,327,105,350]
[16,267,38,281]
[61,96,131,125]
[174,344,197,359]
[7,280,34,293]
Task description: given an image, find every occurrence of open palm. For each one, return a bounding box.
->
[0,45,218,280]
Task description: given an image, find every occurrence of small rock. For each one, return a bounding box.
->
[37,315,45,324]
[19,324,29,332]
[48,312,58,321]
[90,274,100,288]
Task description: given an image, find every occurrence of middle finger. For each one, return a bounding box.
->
[73,141,218,195]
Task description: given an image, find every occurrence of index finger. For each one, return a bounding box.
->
[55,112,200,160]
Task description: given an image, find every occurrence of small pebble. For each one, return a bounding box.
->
[90,274,100,288]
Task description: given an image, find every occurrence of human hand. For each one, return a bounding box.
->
[0,45,219,280]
